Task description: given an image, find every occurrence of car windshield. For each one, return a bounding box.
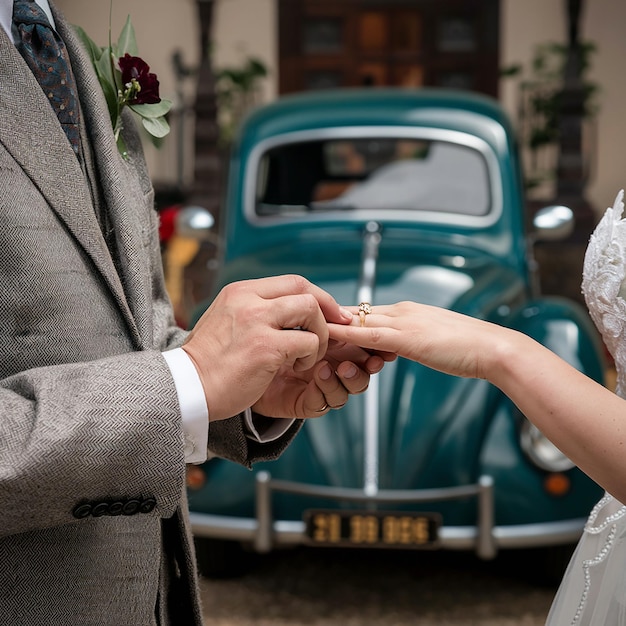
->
[254,137,491,218]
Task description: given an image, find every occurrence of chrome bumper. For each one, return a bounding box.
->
[189,471,585,560]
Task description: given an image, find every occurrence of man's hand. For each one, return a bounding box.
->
[182,275,386,421]
[251,340,387,418]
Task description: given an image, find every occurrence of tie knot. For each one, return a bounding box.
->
[13,0,51,29]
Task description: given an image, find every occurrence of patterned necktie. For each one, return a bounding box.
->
[12,0,81,156]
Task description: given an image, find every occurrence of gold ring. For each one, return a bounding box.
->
[358,302,372,327]
[315,403,329,413]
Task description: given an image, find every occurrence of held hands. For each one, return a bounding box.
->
[251,339,388,418]
[182,275,389,421]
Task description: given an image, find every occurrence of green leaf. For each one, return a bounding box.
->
[248,58,268,74]
[73,25,104,63]
[96,49,117,90]
[117,15,139,57]
[99,76,120,127]
[129,99,173,118]
[500,63,522,78]
[141,115,170,139]
[116,133,130,160]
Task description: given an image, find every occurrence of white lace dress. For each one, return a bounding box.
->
[545,190,626,625]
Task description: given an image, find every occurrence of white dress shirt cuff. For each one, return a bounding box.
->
[243,408,295,442]
[162,348,296,464]
[162,348,209,464]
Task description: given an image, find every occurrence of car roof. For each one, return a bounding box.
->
[236,87,515,152]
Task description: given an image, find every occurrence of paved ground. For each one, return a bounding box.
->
[199,546,556,625]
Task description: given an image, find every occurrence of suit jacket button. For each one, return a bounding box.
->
[72,503,92,519]
[122,499,141,515]
[92,502,109,517]
[139,498,157,514]
[108,501,124,516]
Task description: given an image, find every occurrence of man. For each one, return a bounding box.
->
[0,1,380,623]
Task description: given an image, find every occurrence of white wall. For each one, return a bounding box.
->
[580,0,626,209]
[214,0,277,100]
[56,0,626,212]
[501,0,626,211]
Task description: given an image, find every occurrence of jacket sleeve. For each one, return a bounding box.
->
[0,350,186,538]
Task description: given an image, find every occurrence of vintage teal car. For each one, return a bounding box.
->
[183,87,605,580]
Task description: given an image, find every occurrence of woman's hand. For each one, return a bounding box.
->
[328,301,515,381]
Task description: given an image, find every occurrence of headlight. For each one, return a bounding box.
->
[520,420,575,472]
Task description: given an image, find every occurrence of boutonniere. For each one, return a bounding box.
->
[74,16,172,158]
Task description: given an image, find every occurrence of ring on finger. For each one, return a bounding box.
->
[358,302,372,327]
[315,403,329,412]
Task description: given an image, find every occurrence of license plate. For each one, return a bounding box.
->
[304,509,441,548]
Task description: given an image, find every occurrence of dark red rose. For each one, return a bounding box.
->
[118,53,161,104]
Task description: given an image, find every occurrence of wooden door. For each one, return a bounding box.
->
[278,0,500,97]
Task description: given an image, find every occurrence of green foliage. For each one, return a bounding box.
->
[74,16,172,157]
[502,40,599,190]
[216,57,268,144]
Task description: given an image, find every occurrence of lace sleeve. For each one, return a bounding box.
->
[582,189,626,396]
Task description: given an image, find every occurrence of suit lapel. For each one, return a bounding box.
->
[56,12,154,347]
[0,19,143,347]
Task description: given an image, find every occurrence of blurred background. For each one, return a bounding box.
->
[51,3,624,621]
[55,0,626,322]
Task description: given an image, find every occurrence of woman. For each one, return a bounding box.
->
[330,190,626,625]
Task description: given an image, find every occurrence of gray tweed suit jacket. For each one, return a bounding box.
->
[0,5,299,624]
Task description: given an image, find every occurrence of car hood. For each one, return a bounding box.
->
[212,231,526,493]
[218,227,523,310]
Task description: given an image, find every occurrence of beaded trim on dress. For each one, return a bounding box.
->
[570,494,626,625]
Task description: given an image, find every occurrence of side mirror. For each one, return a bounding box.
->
[532,205,574,241]
[175,206,215,241]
